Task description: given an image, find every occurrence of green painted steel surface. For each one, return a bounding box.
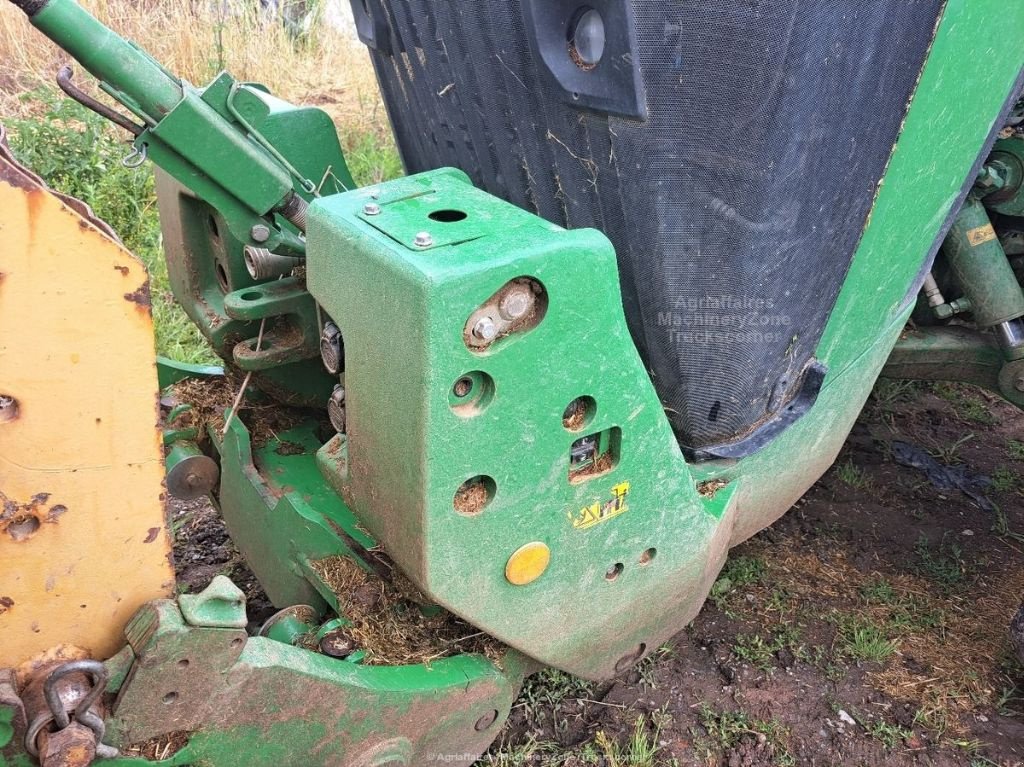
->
[101,592,524,766]
[304,0,1024,680]
[819,0,1024,373]
[309,169,718,679]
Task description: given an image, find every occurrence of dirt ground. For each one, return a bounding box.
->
[170,380,1024,766]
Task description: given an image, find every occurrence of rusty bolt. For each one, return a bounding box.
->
[362,202,381,216]
[0,395,18,424]
[472,317,497,341]
[318,628,357,658]
[413,231,433,248]
[38,722,96,767]
[250,224,271,243]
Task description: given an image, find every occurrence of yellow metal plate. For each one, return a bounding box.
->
[0,147,174,673]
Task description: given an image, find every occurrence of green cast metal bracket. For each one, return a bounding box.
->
[98,585,526,767]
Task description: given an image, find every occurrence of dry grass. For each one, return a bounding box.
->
[737,534,1023,735]
[0,0,387,140]
[311,554,507,667]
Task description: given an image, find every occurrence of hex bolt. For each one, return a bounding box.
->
[319,321,343,375]
[413,231,433,248]
[327,385,346,433]
[498,288,533,321]
[362,202,381,216]
[0,395,18,424]
[250,224,271,243]
[472,316,498,341]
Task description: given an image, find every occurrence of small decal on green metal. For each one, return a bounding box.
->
[569,482,630,530]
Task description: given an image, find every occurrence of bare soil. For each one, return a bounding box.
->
[170,381,1024,766]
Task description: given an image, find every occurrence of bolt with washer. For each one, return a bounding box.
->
[363,202,381,216]
[414,231,433,248]
[250,224,271,243]
[472,317,498,341]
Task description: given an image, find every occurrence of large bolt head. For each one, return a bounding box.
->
[250,224,271,243]
[498,288,533,321]
[413,231,433,248]
[362,202,381,216]
[472,316,498,341]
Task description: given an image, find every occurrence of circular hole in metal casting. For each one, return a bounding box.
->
[562,396,596,431]
[428,209,468,223]
[605,562,624,581]
[639,547,657,565]
[162,691,178,704]
[454,475,496,515]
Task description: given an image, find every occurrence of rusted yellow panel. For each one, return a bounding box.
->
[0,154,174,671]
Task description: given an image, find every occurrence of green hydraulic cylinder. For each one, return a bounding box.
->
[943,194,1024,356]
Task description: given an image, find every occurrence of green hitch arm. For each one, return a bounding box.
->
[6,0,311,247]
[11,0,182,122]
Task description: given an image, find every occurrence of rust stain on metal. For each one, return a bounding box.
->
[1,490,67,535]
[143,527,160,544]
[114,264,130,276]
[124,280,152,308]
[0,596,14,613]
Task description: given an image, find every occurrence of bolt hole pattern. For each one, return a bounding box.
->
[639,547,657,565]
[605,562,624,581]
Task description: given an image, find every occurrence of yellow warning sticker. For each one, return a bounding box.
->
[569,482,631,530]
[967,223,997,247]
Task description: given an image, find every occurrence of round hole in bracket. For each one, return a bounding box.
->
[177,659,190,669]
[208,215,220,239]
[454,475,496,516]
[639,548,657,565]
[448,371,495,415]
[240,291,262,301]
[562,396,596,431]
[605,562,624,581]
[162,692,178,704]
[428,209,468,223]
